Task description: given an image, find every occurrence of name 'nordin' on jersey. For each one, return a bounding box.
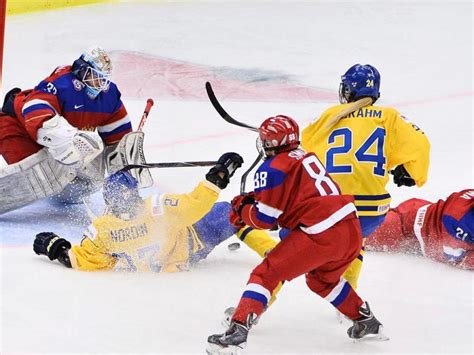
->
[110,223,149,243]
[344,108,382,119]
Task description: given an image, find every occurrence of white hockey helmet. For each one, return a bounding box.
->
[72,45,112,98]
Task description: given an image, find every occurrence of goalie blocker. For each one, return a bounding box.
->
[105,131,153,188]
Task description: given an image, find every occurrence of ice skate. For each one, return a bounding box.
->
[221,306,260,328]
[347,302,389,341]
[207,314,256,354]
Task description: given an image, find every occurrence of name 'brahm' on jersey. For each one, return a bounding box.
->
[344,108,382,119]
[13,65,131,145]
[250,148,357,232]
[302,104,430,217]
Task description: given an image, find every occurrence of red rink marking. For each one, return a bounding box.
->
[112,51,473,104]
[112,51,336,102]
[111,51,473,150]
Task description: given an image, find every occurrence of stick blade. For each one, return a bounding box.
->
[205,82,259,132]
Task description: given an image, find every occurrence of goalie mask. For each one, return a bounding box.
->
[103,171,143,220]
[72,45,112,99]
[339,64,381,104]
[258,115,300,156]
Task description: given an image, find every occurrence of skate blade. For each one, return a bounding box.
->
[353,326,390,342]
[206,342,246,355]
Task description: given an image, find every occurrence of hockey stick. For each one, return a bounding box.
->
[205,82,259,132]
[205,81,263,193]
[240,152,263,194]
[137,98,154,131]
[227,151,264,253]
[204,82,264,252]
[122,161,217,171]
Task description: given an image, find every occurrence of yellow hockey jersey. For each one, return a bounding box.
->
[68,180,221,272]
[302,104,430,216]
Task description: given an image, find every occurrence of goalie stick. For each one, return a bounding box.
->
[137,98,154,131]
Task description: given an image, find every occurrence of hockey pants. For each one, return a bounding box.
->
[232,217,365,323]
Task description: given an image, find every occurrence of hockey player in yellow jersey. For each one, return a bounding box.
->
[301,64,430,289]
[33,152,276,272]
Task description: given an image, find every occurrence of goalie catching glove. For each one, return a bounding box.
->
[36,115,103,169]
[205,152,244,189]
[34,232,72,267]
[391,165,416,187]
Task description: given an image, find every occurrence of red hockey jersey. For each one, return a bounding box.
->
[12,65,131,146]
[368,190,474,269]
[240,149,357,233]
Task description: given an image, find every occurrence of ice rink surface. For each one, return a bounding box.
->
[1,1,472,354]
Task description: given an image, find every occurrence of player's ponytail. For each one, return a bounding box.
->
[326,97,373,128]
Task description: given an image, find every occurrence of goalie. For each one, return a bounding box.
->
[33,153,275,272]
[0,45,152,215]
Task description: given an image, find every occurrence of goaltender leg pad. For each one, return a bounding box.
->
[53,175,102,204]
[52,153,106,204]
[105,131,153,188]
[0,149,76,214]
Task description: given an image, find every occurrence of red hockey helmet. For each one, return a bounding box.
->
[258,115,300,154]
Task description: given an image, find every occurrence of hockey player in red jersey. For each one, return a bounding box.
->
[366,190,474,270]
[0,45,151,214]
[207,115,387,353]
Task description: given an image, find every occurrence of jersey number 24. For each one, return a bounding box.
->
[326,127,386,176]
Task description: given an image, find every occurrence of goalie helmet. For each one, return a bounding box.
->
[103,171,143,219]
[258,115,300,155]
[339,64,381,104]
[72,45,112,99]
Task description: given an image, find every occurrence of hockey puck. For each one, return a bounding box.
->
[228,242,241,251]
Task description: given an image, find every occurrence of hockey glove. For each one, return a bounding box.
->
[230,192,255,227]
[33,232,72,261]
[206,152,244,189]
[390,165,416,187]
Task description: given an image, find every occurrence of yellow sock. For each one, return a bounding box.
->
[236,226,277,258]
[268,281,283,307]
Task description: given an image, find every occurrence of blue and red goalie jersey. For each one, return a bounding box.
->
[240,149,357,232]
[13,65,131,145]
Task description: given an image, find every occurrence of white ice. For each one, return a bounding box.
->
[1,1,472,354]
